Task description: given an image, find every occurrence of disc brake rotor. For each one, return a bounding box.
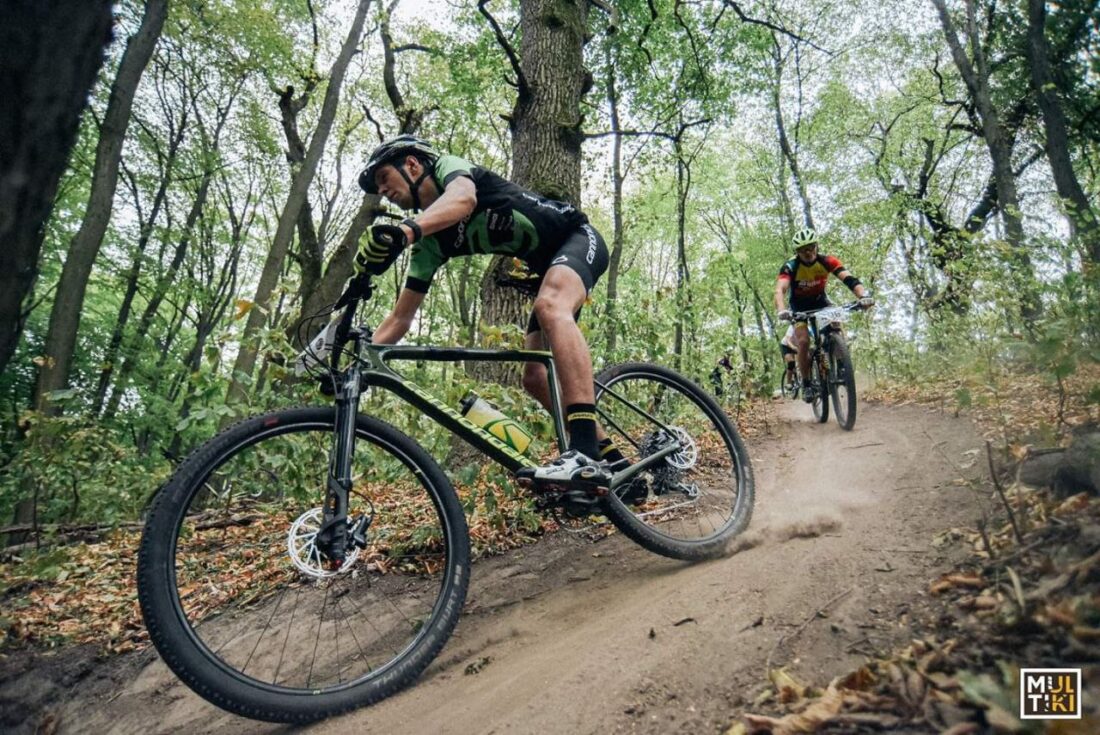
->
[664,426,698,470]
[287,507,361,579]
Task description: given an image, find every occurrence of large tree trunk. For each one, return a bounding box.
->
[477,0,590,379]
[0,0,114,378]
[511,0,589,202]
[226,0,370,407]
[1026,0,1100,262]
[33,0,168,414]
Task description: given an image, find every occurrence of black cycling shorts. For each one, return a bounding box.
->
[525,223,609,334]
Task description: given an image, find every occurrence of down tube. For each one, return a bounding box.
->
[362,372,538,473]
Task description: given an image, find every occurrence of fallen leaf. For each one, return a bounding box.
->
[931,573,985,595]
[837,666,876,691]
[958,595,999,611]
[769,668,808,703]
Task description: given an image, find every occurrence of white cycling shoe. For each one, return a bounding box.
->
[516,449,611,488]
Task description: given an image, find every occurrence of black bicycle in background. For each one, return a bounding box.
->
[779,302,863,431]
[136,276,754,724]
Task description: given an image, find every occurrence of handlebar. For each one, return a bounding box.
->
[293,275,375,382]
[783,301,866,323]
[783,299,866,323]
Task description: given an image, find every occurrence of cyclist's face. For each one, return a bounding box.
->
[373,158,417,209]
[796,244,817,263]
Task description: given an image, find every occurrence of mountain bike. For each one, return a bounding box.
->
[782,302,862,431]
[136,277,754,724]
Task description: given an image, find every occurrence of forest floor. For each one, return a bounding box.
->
[9,390,1083,734]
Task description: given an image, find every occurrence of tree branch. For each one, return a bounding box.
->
[587,0,618,32]
[722,1,833,55]
[394,43,438,55]
[478,0,528,94]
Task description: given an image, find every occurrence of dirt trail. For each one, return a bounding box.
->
[30,401,987,734]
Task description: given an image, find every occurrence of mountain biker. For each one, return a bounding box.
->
[710,353,733,397]
[774,228,873,402]
[356,135,620,486]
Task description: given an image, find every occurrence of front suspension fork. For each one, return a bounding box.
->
[315,364,361,563]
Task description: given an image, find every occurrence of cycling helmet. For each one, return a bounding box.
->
[358,134,440,210]
[792,227,818,250]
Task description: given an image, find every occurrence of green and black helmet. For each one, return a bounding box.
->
[358,134,440,209]
[792,227,818,250]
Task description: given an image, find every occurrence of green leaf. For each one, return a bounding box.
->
[954,387,972,409]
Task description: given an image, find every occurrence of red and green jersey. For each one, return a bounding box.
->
[777,254,845,307]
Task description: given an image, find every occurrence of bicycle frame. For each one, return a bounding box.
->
[790,303,859,373]
[316,318,684,556]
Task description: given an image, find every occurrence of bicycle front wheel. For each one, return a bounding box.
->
[137,407,469,723]
[811,355,829,423]
[829,334,857,430]
[594,362,754,561]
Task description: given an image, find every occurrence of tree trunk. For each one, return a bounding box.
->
[92,112,186,414]
[604,44,626,357]
[277,83,326,306]
[771,35,814,231]
[1026,0,1100,262]
[0,0,114,378]
[673,135,692,371]
[932,0,1040,319]
[292,195,382,347]
[226,0,370,406]
[475,0,591,381]
[103,169,215,419]
[34,0,168,414]
[511,0,589,202]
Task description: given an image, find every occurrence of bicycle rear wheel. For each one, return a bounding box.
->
[594,362,754,561]
[137,407,469,723]
[828,334,857,430]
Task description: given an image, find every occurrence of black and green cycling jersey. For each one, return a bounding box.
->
[404,155,588,293]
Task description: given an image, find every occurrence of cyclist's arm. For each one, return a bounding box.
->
[774,276,790,313]
[373,288,426,344]
[402,177,477,243]
[831,266,868,298]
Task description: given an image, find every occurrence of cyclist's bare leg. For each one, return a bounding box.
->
[793,323,812,379]
[531,266,593,405]
[522,311,608,445]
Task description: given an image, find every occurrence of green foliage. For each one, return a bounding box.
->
[3,0,1099,537]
